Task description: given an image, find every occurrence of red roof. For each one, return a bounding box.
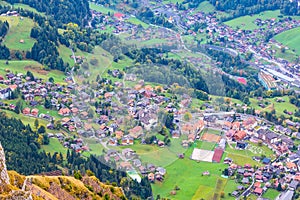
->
[254,187,263,195]
[212,148,224,163]
[237,77,247,85]
[114,12,124,19]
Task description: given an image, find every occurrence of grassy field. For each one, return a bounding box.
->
[41,138,68,156]
[13,3,45,16]
[0,16,36,51]
[58,45,75,66]
[262,189,280,199]
[82,138,105,156]
[224,10,281,30]
[89,2,116,14]
[249,96,299,119]
[0,60,66,84]
[274,26,300,55]
[196,140,216,151]
[152,147,231,199]
[193,1,215,14]
[137,138,187,167]
[126,17,149,29]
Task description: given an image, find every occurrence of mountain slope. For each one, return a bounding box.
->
[0,143,126,200]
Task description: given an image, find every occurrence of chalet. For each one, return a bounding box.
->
[22,107,30,115]
[156,167,166,176]
[0,88,11,99]
[128,126,143,139]
[234,131,247,141]
[122,148,135,159]
[253,187,263,196]
[115,130,124,139]
[121,135,134,145]
[108,138,118,146]
[31,108,39,117]
[58,107,71,116]
[132,159,142,167]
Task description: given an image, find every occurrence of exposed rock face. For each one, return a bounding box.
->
[0,143,10,187]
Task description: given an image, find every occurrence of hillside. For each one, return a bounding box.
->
[0,143,126,200]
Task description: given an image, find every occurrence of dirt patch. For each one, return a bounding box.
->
[201,133,221,143]
[24,65,48,75]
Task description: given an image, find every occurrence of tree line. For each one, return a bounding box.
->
[4,0,91,27]
[0,112,153,199]
[209,0,300,21]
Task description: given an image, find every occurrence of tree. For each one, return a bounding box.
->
[38,125,46,134]
[34,118,39,129]
[48,77,54,83]
[277,183,283,191]
[183,112,192,121]
[74,170,82,180]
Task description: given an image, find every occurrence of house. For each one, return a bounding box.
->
[0,88,12,99]
[148,173,155,182]
[121,135,134,145]
[132,159,142,167]
[115,130,124,139]
[156,167,166,176]
[262,158,271,165]
[122,148,135,159]
[31,108,39,117]
[253,187,263,196]
[58,107,71,116]
[234,131,247,141]
[158,140,165,147]
[108,138,118,146]
[242,177,249,184]
[22,107,30,115]
[128,126,143,139]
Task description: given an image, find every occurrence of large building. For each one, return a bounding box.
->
[258,71,277,90]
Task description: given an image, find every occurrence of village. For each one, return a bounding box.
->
[0,58,300,199]
[1,1,300,199]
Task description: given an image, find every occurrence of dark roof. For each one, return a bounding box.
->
[262,157,271,164]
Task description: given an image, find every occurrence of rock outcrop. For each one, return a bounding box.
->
[0,142,10,188]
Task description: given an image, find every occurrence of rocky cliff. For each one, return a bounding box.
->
[0,143,126,200]
[0,142,10,187]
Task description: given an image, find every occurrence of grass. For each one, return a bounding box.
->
[193,1,215,14]
[0,16,36,51]
[126,17,149,29]
[82,138,105,156]
[196,140,216,151]
[2,109,49,131]
[89,2,116,14]
[274,26,300,55]
[262,188,280,199]
[249,96,299,119]
[58,45,74,66]
[152,147,229,199]
[136,138,187,167]
[12,3,45,16]
[41,138,68,156]
[0,60,66,84]
[224,10,281,30]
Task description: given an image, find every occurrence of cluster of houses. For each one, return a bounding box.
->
[228,160,300,199]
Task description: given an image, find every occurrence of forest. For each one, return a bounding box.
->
[0,112,153,199]
[209,0,300,20]
[5,0,91,27]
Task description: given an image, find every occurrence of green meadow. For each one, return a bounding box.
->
[274,26,300,55]
[0,16,36,51]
